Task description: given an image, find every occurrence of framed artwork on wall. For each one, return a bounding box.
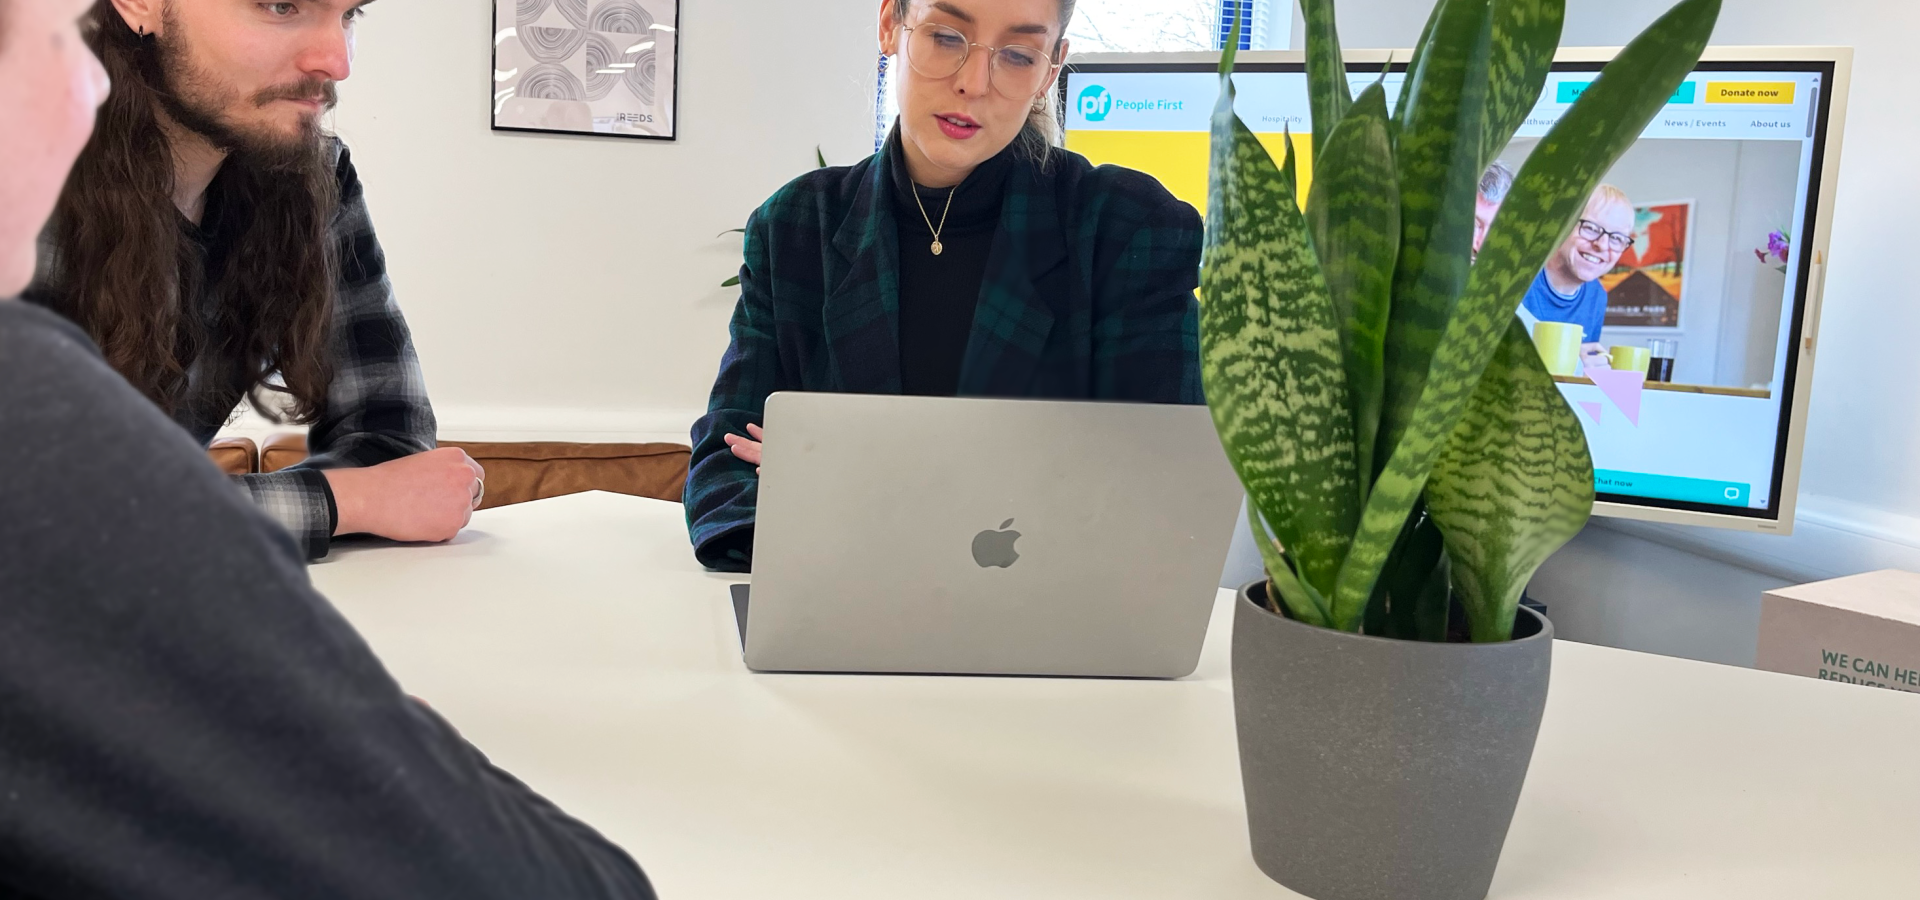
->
[1602,199,1694,329]
[492,0,681,141]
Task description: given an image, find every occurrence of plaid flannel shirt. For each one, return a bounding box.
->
[26,140,436,561]
[684,139,1204,571]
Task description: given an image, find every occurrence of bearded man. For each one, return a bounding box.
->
[26,0,481,559]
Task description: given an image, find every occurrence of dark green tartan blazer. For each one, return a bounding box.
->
[684,143,1203,571]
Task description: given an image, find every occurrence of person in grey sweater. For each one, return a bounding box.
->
[0,0,656,896]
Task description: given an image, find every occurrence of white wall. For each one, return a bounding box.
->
[324,0,884,443]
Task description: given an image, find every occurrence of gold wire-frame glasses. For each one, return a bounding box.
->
[900,22,1062,99]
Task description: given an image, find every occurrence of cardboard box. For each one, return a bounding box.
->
[1757,569,1920,694]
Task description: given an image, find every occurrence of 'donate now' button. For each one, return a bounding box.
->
[1705,82,1797,104]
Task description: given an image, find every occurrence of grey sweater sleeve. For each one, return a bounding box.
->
[0,302,654,900]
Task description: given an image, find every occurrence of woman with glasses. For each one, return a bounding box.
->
[684,0,1203,571]
[1522,184,1636,370]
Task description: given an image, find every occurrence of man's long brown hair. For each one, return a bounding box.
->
[45,1,338,424]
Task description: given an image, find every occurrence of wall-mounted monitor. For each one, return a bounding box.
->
[1061,47,1851,535]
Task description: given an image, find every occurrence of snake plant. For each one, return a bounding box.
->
[1202,0,1721,642]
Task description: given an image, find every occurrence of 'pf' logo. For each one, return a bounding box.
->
[1078,85,1113,122]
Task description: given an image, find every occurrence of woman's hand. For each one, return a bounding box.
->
[723,423,764,473]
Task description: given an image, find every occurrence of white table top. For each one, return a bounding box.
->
[311,491,1920,899]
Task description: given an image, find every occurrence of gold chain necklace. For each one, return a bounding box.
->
[910,182,959,256]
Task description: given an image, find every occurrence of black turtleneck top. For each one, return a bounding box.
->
[887,131,1013,397]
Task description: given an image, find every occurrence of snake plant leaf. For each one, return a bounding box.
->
[1426,319,1594,642]
[1361,505,1424,638]
[1248,506,1334,626]
[1482,0,1565,164]
[1374,0,1494,489]
[1298,0,1491,631]
[1202,60,1362,605]
[1331,0,1719,629]
[1363,570,1392,635]
[1299,0,1354,160]
[1412,539,1453,641]
[1281,127,1300,198]
[1391,1,1447,136]
[1379,503,1448,640]
[1306,83,1399,492]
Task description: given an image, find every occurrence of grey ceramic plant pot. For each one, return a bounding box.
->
[1232,580,1552,900]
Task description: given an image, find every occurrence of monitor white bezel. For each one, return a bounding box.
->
[1061,46,1853,536]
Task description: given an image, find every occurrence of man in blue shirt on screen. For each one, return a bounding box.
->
[1523,184,1634,369]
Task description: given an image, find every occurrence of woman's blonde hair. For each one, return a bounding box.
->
[890,0,1078,166]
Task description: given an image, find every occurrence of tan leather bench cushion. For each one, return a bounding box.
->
[446,440,689,509]
[259,434,309,475]
[207,437,259,476]
[253,434,689,509]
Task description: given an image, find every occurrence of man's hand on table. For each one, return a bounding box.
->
[323,448,486,542]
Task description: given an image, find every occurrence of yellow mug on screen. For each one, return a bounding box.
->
[1532,321,1584,377]
[1610,345,1651,374]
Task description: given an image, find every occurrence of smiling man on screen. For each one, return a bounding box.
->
[1522,183,1635,369]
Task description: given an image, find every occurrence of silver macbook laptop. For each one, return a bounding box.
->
[738,392,1243,678]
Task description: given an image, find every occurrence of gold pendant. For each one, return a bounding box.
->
[931,240,944,256]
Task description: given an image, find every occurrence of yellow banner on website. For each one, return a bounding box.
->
[1066,130,1316,217]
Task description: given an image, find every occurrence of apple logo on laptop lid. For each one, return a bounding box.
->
[971,519,1021,568]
